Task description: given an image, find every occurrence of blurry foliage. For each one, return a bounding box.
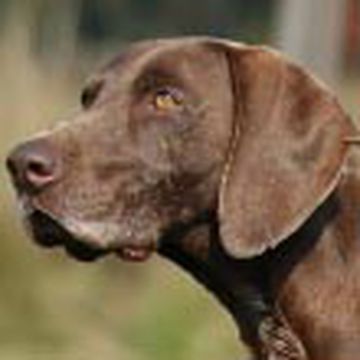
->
[0,0,275,50]
[77,0,274,42]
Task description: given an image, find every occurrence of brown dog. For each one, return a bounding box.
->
[6,37,360,359]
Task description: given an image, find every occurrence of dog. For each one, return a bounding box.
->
[6,37,360,359]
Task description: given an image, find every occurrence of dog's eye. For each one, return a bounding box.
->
[81,80,104,109]
[153,87,184,111]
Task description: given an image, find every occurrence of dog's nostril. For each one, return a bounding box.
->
[6,139,61,192]
[25,155,56,185]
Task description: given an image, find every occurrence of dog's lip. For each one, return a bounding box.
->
[25,207,109,262]
[115,245,154,262]
[21,200,155,263]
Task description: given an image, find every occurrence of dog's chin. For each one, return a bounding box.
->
[26,210,110,262]
[25,209,155,263]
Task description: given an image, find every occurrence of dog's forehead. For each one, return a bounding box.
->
[102,40,168,72]
[89,37,216,85]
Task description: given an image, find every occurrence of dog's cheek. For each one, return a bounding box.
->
[164,127,213,178]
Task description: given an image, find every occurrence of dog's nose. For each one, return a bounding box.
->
[6,138,61,193]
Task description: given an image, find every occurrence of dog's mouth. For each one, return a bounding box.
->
[27,210,109,262]
[25,208,154,263]
[115,246,153,262]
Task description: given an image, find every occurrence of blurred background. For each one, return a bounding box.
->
[0,0,358,359]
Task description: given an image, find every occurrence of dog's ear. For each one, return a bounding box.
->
[213,40,354,258]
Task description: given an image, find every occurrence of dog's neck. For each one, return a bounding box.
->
[159,172,360,359]
[158,211,306,357]
[273,166,360,359]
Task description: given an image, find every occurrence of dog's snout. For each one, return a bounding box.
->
[6,138,61,193]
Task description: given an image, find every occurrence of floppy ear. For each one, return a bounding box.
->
[215,41,354,258]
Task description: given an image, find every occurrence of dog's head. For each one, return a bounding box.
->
[6,37,353,262]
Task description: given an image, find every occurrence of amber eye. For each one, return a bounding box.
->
[153,87,184,111]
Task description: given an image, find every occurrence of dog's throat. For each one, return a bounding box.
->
[158,213,274,351]
[158,212,309,358]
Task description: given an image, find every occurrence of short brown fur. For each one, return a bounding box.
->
[6,37,360,359]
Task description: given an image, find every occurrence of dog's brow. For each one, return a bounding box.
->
[132,67,182,95]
